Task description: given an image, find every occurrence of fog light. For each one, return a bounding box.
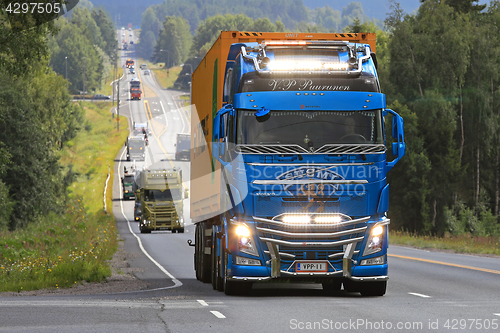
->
[360,255,385,266]
[236,256,261,266]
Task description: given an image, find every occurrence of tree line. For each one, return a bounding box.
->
[384,0,500,236]
[137,0,381,64]
[0,3,117,230]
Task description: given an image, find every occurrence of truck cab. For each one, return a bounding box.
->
[136,169,185,233]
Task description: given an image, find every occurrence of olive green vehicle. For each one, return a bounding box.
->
[135,168,187,234]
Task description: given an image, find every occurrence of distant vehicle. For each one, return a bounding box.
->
[121,171,135,200]
[92,94,110,100]
[144,69,150,75]
[129,69,135,74]
[134,199,142,221]
[126,59,134,68]
[130,41,134,44]
[140,64,147,69]
[126,135,146,161]
[123,43,128,50]
[175,134,190,161]
[121,27,125,30]
[129,33,132,37]
[122,33,125,37]
[128,27,131,31]
[131,88,142,100]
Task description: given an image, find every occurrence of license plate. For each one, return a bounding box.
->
[295,261,328,272]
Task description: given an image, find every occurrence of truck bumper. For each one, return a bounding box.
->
[228,264,388,282]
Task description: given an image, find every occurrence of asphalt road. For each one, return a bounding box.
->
[0,30,499,333]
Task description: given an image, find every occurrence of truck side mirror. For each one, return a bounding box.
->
[184,189,189,199]
[386,109,405,172]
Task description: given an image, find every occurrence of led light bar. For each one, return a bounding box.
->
[314,215,343,224]
[282,214,311,224]
[267,61,350,72]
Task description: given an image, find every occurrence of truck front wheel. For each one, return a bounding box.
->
[359,281,387,296]
[223,248,252,295]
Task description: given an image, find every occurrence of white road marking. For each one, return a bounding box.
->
[210,311,226,319]
[408,292,431,298]
[494,313,500,317]
[197,300,209,306]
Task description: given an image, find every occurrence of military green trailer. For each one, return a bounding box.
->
[135,168,186,233]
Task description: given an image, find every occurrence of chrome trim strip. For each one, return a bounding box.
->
[259,236,365,248]
[329,250,359,259]
[347,275,389,282]
[264,250,295,259]
[256,226,367,238]
[229,276,272,282]
[253,216,370,229]
[253,179,368,185]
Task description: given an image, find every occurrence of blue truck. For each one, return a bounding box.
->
[189,31,405,296]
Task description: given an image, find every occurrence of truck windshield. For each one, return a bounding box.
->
[146,189,181,201]
[236,109,383,148]
[129,140,144,148]
[177,138,190,150]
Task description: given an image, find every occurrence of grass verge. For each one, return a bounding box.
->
[390,230,500,256]
[0,102,128,292]
[153,66,182,89]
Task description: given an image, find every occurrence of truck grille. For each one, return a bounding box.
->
[254,215,367,270]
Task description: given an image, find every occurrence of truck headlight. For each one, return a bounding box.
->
[363,224,385,256]
[234,224,258,257]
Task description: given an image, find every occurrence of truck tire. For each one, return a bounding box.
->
[211,229,223,291]
[178,228,184,233]
[322,281,342,294]
[196,223,211,283]
[360,281,387,296]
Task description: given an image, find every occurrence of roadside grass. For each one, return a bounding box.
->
[179,94,190,107]
[390,230,500,256]
[153,66,182,89]
[0,102,128,292]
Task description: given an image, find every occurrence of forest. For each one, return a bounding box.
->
[0,5,117,230]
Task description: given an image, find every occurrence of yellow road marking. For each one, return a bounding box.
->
[144,100,166,137]
[388,254,500,275]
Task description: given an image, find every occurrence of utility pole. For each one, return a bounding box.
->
[83,56,86,98]
[117,77,120,131]
[65,56,68,80]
